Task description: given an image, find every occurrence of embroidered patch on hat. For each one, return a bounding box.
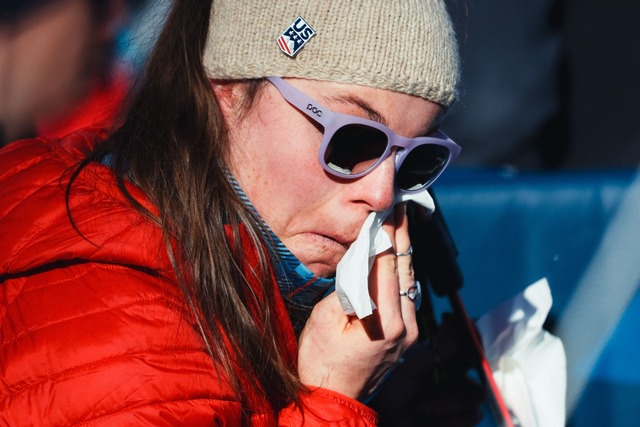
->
[276,17,315,57]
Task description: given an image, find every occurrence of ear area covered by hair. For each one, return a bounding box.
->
[210,80,243,122]
[210,79,268,127]
[210,79,233,103]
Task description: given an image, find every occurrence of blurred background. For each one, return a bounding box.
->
[438,0,640,425]
[0,0,170,146]
[444,0,640,170]
[1,0,638,426]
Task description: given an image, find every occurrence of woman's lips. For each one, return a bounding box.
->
[304,231,350,251]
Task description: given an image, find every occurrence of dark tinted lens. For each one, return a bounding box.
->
[324,124,388,175]
[396,144,449,190]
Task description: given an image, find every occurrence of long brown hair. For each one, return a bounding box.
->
[78,0,301,415]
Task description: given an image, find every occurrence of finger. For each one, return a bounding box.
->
[364,246,401,339]
[369,212,403,320]
[394,203,418,338]
[394,202,412,258]
[362,207,408,342]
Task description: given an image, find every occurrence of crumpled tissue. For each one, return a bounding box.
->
[476,278,567,427]
[335,190,435,318]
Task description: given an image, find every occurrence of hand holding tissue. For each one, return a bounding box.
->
[335,190,435,318]
[332,187,566,427]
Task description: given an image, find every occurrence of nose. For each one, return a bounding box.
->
[348,155,396,211]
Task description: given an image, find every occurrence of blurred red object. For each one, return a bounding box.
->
[37,68,131,138]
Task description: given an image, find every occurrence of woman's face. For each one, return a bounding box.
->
[219,78,443,277]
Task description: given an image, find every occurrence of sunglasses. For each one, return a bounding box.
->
[267,77,461,193]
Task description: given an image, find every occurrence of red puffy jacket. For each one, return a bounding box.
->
[0,134,377,426]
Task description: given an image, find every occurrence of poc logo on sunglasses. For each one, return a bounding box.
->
[306,104,323,117]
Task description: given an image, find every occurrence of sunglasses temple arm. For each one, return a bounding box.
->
[267,77,329,124]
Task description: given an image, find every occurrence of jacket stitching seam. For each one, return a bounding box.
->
[2,347,211,401]
[2,293,186,350]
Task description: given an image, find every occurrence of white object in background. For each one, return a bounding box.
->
[335,190,435,318]
[476,278,566,427]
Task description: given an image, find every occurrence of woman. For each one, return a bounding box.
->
[0,0,461,425]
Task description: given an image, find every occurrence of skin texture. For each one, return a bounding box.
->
[0,0,124,142]
[214,78,444,400]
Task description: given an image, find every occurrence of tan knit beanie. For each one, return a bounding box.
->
[203,0,460,107]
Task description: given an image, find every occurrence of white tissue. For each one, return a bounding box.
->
[476,278,567,427]
[335,190,435,318]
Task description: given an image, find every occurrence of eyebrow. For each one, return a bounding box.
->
[323,95,388,126]
[323,93,442,137]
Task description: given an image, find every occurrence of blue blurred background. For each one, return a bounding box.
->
[437,1,640,425]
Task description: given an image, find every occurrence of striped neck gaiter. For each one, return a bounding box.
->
[228,176,335,335]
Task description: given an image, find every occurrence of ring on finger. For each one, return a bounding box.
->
[396,246,413,257]
[399,280,422,310]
